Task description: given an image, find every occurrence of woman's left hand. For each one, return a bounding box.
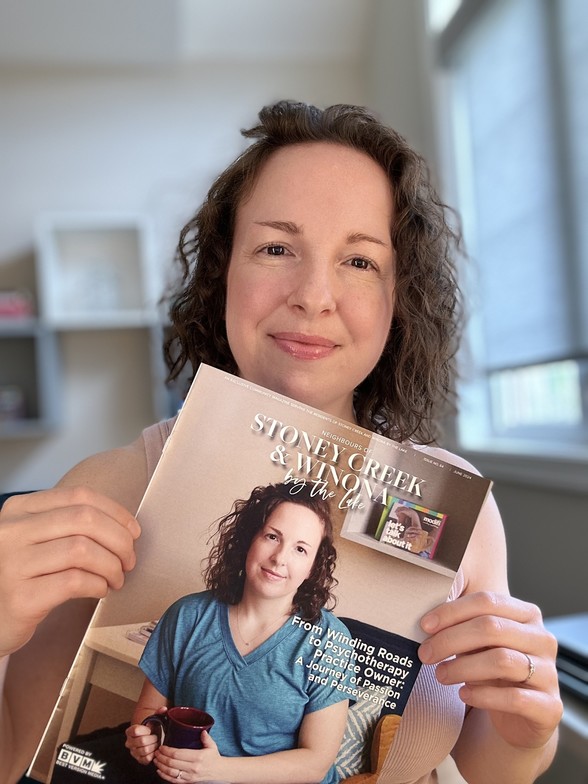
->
[418,591,563,750]
[153,730,224,782]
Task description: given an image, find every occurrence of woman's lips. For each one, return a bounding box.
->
[261,567,286,581]
[271,332,337,360]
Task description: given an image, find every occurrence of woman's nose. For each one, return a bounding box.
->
[271,545,286,565]
[286,258,337,315]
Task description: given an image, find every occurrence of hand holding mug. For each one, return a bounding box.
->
[142,706,215,751]
[153,729,229,783]
[125,706,168,765]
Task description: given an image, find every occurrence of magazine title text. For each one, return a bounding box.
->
[251,414,426,509]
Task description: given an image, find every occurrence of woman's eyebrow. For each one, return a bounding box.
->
[347,231,389,248]
[255,220,300,234]
[254,222,388,249]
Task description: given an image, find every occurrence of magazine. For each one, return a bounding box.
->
[29,364,492,783]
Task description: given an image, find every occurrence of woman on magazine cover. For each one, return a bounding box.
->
[125,482,350,783]
[0,100,562,784]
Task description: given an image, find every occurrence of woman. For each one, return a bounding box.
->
[125,483,350,784]
[0,100,562,784]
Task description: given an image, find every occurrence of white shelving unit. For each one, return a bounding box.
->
[0,213,171,439]
[35,213,160,329]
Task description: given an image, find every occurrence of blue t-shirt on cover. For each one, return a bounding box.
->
[139,591,352,784]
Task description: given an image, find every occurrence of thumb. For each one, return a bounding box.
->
[200,729,217,750]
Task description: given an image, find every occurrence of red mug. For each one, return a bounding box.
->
[141,706,214,749]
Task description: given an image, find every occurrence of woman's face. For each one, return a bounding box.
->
[244,501,324,603]
[226,142,395,422]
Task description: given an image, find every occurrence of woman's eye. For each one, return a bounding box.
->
[264,244,286,256]
[349,256,373,270]
[296,546,308,555]
[266,532,278,541]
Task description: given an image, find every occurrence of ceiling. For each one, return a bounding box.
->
[0,0,374,67]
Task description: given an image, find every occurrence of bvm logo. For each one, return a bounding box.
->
[56,744,106,779]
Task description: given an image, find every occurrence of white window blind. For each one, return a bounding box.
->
[560,0,588,351]
[432,0,588,454]
[449,0,570,369]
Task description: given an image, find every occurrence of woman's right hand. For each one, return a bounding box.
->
[125,705,168,765]
[0,486,141,657]
[125,721,161,764]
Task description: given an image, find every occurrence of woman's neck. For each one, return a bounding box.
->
[229,592,293,653]
[238,588,293,621]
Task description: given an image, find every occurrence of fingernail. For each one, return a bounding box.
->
[421,613,439,633]
[419,642,432,662]
[435,662,447,683]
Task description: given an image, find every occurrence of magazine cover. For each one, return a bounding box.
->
[29,364,492,783]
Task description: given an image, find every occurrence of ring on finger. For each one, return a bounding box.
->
[520,652,536,684]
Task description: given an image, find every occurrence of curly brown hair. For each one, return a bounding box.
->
[164,100,463,444]
[202,482,337,622]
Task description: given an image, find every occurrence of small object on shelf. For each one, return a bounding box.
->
[0,385,26,421]
[126,620,158,646]
[0,289,34,319]
[66,260,121,312]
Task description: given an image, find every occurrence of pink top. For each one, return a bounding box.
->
[141,419,467,784]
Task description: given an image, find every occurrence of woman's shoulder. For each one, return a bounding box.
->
[142,415,178,478]
[55,415,179,512]
[173,589,215,610]
[163,590,217,621]
[155,591,222,641]
[318,608,353,636]
[58,435,149,512]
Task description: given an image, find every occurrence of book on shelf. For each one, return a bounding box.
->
[30,364,492,783]
[374,497,448,560]
[0,288,34,318]
[125,621,158,646]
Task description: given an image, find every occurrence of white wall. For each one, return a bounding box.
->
[366,0,438,164]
